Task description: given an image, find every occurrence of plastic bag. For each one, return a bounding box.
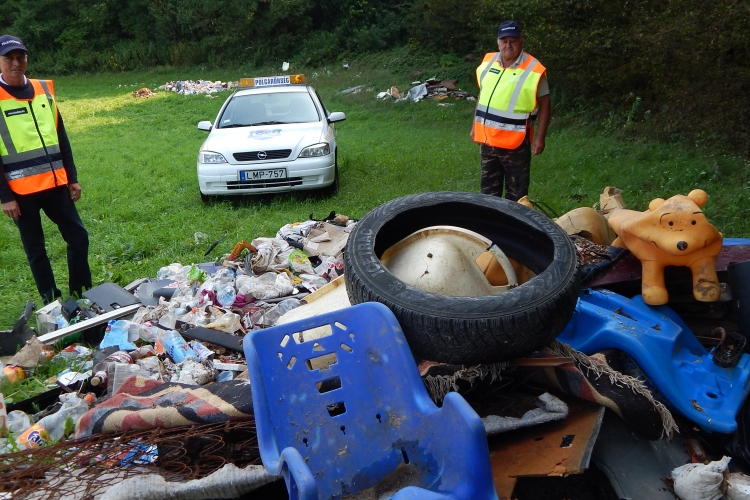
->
[214,267,236,283]
[174,359,213,385]
[136,356,163,380]
[236,272,292,300]
[672,456,730,500]
[188,264,208,283]
[276,221,318,246]
[728,472,750,500]
[156,263,191,281]
[100,320,138,351]
[205,312,243,334]
[137,323,161,343]
[249,237,293,273]
[314,256,344,281]
[298,273,329,292]
[289,249,315,275]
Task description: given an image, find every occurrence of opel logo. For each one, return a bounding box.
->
[257,151,267,160]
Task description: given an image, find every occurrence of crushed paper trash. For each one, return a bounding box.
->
[159,80,235,95]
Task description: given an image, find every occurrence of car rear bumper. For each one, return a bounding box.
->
[197,156,336,195]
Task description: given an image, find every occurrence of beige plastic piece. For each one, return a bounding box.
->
[555,207,618,246]
[475,251,534,286]
[380,226,518,297]
[599,186,627,215]
[516,196,534,209]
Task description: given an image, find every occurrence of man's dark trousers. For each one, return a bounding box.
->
[13,185,91,303]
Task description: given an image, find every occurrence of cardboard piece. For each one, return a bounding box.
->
[275,275,350,326]
[489,395,605,500]
[8,336,44,369]
[303,222,349,257]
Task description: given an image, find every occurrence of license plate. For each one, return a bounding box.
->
[240,168,287,181]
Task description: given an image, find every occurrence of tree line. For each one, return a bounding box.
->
[2,0,747,155]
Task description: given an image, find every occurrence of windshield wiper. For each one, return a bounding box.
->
[220,124,251,128]
[249,121,286,126]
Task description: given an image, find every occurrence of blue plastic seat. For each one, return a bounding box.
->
[244,301,499,500]
[557,288,750,433]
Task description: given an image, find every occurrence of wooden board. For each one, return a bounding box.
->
[488,395,605,499]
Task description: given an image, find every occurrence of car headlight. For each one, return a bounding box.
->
[299,143,330,158]
[199,151,227,164]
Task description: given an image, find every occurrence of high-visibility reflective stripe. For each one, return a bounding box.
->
[0,111,16,155]
[474,117,526,132]
[1,144,60,164]
[5,160,63,180]
[507,59,538,112]
[4,151,64,174]
[474,113,526,126]
[478,53,501,84]
[38,80,53,104]
[36,80,56,120]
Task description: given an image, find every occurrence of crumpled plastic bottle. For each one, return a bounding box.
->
[35,395,90,442]
[216,283,237,308]
[6,410,31,435]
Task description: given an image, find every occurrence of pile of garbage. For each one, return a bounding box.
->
[5,187,750,499]
[159,80,236,95]
[132,88,156,98]
[376,78,476,102]
[0,215,354,456]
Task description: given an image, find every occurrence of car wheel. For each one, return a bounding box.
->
[344,191,580,364]
[200,190,211,203]
[320,153,339,197]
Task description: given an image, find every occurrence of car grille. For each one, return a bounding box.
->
[226,177,303,190]
[233,149,292,161]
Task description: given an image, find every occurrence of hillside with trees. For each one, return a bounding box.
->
[1,0,747,155]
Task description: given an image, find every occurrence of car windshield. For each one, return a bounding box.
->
[217,92,320,128]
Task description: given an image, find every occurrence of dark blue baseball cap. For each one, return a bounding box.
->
[498,21,522,39]
[0,35,28,56]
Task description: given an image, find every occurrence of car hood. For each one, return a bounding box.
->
[202,123,327,163]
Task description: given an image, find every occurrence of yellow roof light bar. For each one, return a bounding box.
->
[239,74,307,88]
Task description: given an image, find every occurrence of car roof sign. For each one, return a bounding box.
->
[239,74,307,88]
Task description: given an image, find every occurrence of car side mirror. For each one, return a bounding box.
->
[197,121,212,131]
[327,112,346,123]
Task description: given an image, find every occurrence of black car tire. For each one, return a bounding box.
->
[344,192,580,364]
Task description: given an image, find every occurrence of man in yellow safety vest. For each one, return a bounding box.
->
[471,20,551,202]
[0,34,91,303]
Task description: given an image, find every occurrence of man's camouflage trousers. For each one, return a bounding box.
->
[479,141,531,202]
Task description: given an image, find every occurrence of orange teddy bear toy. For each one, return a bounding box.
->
[608,189,723,305]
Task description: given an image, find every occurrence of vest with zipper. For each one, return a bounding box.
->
[0,79,67,195]
[472,52,546,149]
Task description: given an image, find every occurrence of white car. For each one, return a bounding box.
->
[197,74,345,200]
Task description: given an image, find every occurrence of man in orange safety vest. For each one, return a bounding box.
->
[0,34,91,304]
[471,21,551,202]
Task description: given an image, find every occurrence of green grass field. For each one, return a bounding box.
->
[1,59,748,330]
